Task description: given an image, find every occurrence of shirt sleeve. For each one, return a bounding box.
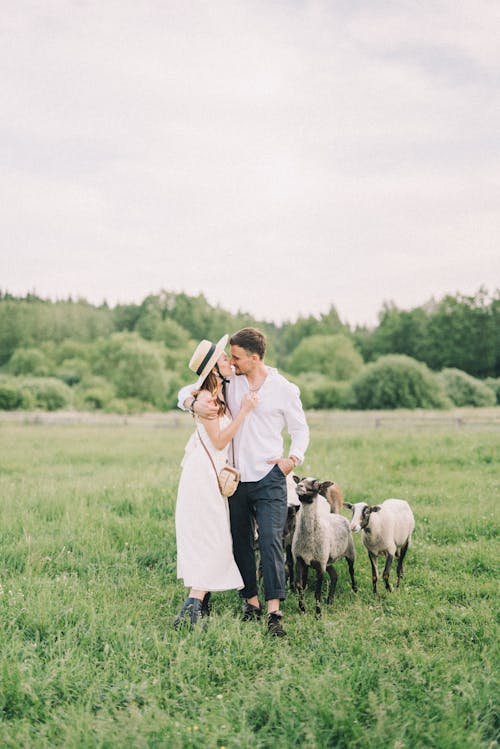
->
[177,383,196,411]
[283,381,309,464]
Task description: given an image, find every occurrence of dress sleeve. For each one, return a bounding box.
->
[177,382,196,411]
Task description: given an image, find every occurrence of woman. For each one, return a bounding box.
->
[174,334,258,628]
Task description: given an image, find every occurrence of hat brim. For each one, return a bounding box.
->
[193,334,229,390]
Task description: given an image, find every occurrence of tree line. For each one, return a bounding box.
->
[0,288,498,412]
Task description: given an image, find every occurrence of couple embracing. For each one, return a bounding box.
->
[174,327,309,637]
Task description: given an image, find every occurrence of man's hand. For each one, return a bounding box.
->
[266,457,297,476]
[193,390,219,420]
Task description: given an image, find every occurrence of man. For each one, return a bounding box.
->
[178,327,309,636]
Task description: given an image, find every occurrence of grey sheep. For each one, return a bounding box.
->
[284,473,344,589]
[292,476,357,616]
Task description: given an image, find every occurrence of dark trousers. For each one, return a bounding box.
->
[229,465,288,602]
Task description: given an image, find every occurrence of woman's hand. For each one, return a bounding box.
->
[240,392,259,414]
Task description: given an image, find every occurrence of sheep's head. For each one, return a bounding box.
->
[283,504,300,539]
[344,501,368,532]
[293,476,332,505]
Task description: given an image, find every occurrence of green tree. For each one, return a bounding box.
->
[424,289,498,377]
[0,301,32,365]
[285,334,363,380]
[368,304,429,362]
[134,296,163,340]
[93,333,168,408]
[112,302,142,332]
[278,306,346,362]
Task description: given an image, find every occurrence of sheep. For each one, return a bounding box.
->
[344,499,415,594]
[292,477,357,616]
[284,473,343,589]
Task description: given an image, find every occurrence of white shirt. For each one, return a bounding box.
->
[178,367,309,482]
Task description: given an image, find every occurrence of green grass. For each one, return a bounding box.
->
[0,413,498,748]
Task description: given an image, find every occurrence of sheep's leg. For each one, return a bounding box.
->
[368,551,379,594]
[396,540,409,588]
[326,563,338,606]
[311,560,324,617]
[285,543,295,590]
[382,553,394,592]
[295,556,307,612]
[346,557,357,592]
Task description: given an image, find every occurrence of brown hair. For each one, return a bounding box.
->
[229,327,266,359]
[194,371,226,416]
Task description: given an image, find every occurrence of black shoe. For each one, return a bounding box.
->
[267,611,286,637]
[173,597,204,629]
[242,600,262,621]
[201,592,211,618]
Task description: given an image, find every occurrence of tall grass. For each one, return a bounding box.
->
[0,413,498,748]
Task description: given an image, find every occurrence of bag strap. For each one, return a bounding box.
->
[196,427,222,486]
[224,402,236,468]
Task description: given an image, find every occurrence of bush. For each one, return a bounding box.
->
[350,355,451,410]
[55,357,92,386]
[289,372,351,410]
[484,377,500,405]
[311,381,351,409]
[7,348,52,377]
[0,383,25,410]
[73,376,116,411]
[282,372,320,410]
[103,398,130,415]
[438,368,496,407]
[21,377,73,411]
[0,376,37,410]
[80,386,115,410]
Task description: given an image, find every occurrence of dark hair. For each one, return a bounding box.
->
[194,371,226,416]
[229,327,266,359]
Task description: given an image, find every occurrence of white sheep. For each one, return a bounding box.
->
[292,477,357,615]
[345,499,415,594]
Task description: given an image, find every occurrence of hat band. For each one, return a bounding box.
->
[196,343,216,375]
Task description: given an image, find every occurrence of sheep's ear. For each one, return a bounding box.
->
[344,502,353,509]
[318,481,333,494]
[292,475,300,484]
[312,480,321,492]
[371,505,382,513]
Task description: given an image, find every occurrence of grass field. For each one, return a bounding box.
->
[0,411,498,748]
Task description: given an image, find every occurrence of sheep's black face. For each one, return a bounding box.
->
[360,504,381,531]
[294,478,320,504]
[283,505,299,538]
[360,505,372,530]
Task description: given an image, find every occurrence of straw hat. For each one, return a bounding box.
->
[189,334,229,389]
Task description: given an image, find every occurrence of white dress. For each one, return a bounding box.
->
[175,415,243,591]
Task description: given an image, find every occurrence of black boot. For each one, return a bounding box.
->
[267,610,286,637]
[173,597,204,629]
[242,600,262,621]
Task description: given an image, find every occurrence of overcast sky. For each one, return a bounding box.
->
[1,1,499,327]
